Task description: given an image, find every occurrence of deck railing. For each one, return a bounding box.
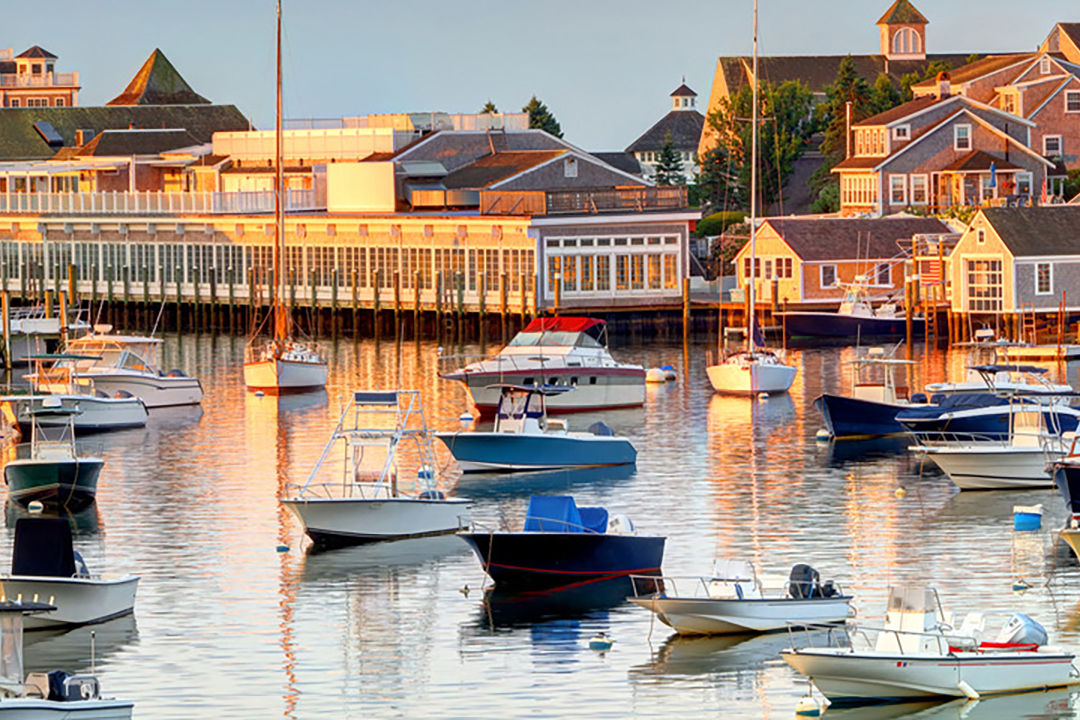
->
[480,186,687,216]
[0,71,79,88]
[0,189,321,215]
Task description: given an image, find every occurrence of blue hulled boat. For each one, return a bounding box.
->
[814,352,922,439]
[436,385,636,473]
[459,495,665,588]
[896,392,1080,440]
[1053,439,1080,559]
[780,281,920,341]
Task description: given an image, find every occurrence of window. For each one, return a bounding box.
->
[1017,172,1033,196]
[820,265,837,288]
[1035,262,1052,295]
[8,99,17,108]
[563,157,578,178]
[892,27,921,55]
[911,174,928,205]
[1044,135,1063,156]
[954,124,971,151]
[776,257,793,279]
[893,125,910,140]
[875,263,891,286]
[977,229,985,244]
[966,259,1003,312]
[1067,91,1080,114]
[54,98,64,107]
[743,257,762,278]
[596,256,610,291]
[889,174,907,205]
[1002,93,1017,114]
[1040,56,1051,75]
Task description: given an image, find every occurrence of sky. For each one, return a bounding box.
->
[4,0,1070,150]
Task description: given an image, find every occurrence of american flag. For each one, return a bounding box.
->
[922,258,943,286]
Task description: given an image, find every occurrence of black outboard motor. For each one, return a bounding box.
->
[789,564,822,599]
[587,421,615,437]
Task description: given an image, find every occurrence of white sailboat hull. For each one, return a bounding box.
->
[244,358,327,393]
[629,596,850,635]
[8,395,148,431]
[707,360,796,395]
[0,575,139,628]
[919,446,1056,490]
[282,497,471,545]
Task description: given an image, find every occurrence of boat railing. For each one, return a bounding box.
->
[467,515,604,535]
[286,480,403,501]
[437,350,613,377]
[6,440,103,460]
[784,621,966,656]
[908,430,1020,447]
[627,574,845,600]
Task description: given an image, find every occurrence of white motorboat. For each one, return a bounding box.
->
[1,516,138,629]
[440,317,645,415]
[0,600,132,717]
[282,390,471,547]
[911,404,1067,490]
[435,384,636,473]
[924,362,1074,399]
[628,560,851,636]
[34,327,202,408]
[781,585,1079,704]
[704,4,796,397]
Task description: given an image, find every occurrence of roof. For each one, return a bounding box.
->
[910,54,1035,89]
[854,95,943,126]
[0,105,249,161]
[832,155,890,170]
[441,150,566,189]
[877,0,928,25]
[590,151,643,176]
[760,216,952,261]
[981,206,1080,257]
[625,109,705,152]
[75,128,201,157]
[107,49,210,106]
[15,45,57,60]
[523,317,605,333]
[1058,23,1080,50]
[670,83,697,97]
[942,150,1022,172]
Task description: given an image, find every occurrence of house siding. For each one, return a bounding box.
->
[1015,260,1080,309]
[1029,77,1080,169]
[496,156,643,191]
[948,212,1015,313]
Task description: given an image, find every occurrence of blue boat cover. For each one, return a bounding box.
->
[524,496,582,532]
[896,393,1007,421]
[12,517,75,578]
[578,507,609,533]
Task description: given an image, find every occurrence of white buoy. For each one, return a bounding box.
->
[815,429,832,442]
[255,390,265,398]
[458,411,474,429]
[794,694,823,717]
[588,632,614,652]
[757,392,770,402]
[957,680,980,701]
[661,365,677,381]
[27,501,43,515]
[645,368,666,383]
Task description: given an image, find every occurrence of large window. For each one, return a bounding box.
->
[1016,172,1033,196]
[892,27,921,55]
[1044,135,1063,156]
[820,264,837,288]
[874,263,891,286]
[1035,262,1052,295]
[889,175,907,205]
[966,259,1003,312]
[910,174,928,205]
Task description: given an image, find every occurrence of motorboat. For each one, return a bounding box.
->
[282,390,471,548]
[1,516,138,629]
[439,317,645,415]
[435,385,636,473]
[628,560,852,636]
[5,305,91,365]
[1050,435,1080,559]
[34,326,202,408]
[910,404,1068,490]
[4,353,148,433]
[459,495,664,589]
[707,348,797,396]
[814,348,921,439]
[0,600,132,717]
[3,398,103,511]
[780,279,920,341]
[923,363,1073,399]
[781,585,1078,704]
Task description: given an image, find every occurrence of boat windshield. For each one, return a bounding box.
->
[58,349,123,371]
[496,391,544,419]
[506,331,601,348]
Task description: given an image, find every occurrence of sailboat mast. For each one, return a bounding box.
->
[747,0,758,352]
[273,0,286,341]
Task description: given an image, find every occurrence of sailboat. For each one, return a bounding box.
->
[243,0,328,394]
[706,0,796,397]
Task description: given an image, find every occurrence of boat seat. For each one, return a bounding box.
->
[24,673,48,699]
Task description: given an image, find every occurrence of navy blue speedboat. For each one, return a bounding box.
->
[895,393,1080,440]
[459,495,665,589]
[814,354,922,439]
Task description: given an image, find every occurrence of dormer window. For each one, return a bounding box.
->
[563,157,578,178]
[1040,57,1051,75]
[954,124,972,151]
[893,125,910,141]
[1002,92,1018,115]
[892,27,922,55]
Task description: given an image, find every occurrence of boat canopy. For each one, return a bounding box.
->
[523,496,608,534]
[509,317,607,348]
[11,517,75,578]
[523,317,605,334]
[969,364,1047,375]
[896,393,1007,421]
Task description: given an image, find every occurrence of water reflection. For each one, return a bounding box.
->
[5,501,100,535]
[821,687,1079,719]
[453,464,636,499]
[24,614,139,674]
[476,576,639,629]
[629,629,832,679]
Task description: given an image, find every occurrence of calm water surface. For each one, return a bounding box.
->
[8,334,1080,719]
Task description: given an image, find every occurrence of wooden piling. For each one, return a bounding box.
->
[519,273,526,326]
[499,273,507,345]
[209,269,218,332]
[330,268,339,336]
[478,273,487,343]
[682,277,691,340]
[228,267,235,333]
[1,291,10,370]
[372,270,381,340]
[58,290,68,342]
[435,271,444,337]
[393,270,401,339]
[413,270,421,339]
[553,272,560,317]
[175,265,183,329]
[67,263,76,306]
[351,270,358,334]
[44,290,53,319]
[904,279,913,357]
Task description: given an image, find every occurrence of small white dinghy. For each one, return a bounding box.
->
[781,585,1079,704]
[629,560,852,636]
[0,600,132,717]
[1,516,138,629]
[282,390,471,548]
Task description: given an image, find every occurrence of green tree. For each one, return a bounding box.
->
[819,56,873,164]
[966,53,982,65]
[653,132,686,186]
[480,100,498,114]
[522,96,562,138]
[870,73,902,114]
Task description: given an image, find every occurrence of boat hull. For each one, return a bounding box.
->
[4,458,103,510]
[629,595,851,635]
[244,358,328,393]
[282,497,471,547]
[435,432,636,473]
[814,394,907,439]
[898,406,1080,440]
[0,698,133,718]
[781,648,1079,703]
[0,575,139,628]
[41,373,202,408]
[9,395,148,433]
[449,369,645,415]
[459,532,665,588]
[919,446,1055,490]
[1061,528,1080,560]
[780,312,921,340]
[1052,461,1080,515]
[707,361,796,395]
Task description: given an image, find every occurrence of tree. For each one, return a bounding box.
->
[522,96,562,138]
[819,56,873,165]
[870,73,902,115]
[653,132,685,186]
[480,100,498,114]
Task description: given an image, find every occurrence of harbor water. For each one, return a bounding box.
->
[8,334,1080,719]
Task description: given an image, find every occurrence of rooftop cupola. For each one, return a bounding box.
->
[670,80,697,111]
[877,0,928,61]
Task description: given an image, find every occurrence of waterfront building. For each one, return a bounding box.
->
[0,46,79,109]
[626,82,704,181]
[731,216,954,306]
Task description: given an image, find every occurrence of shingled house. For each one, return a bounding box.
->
[626,83,704,181]
[699,0,973,156]
[0,45,80,109]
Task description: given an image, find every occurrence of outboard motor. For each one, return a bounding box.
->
[587,421,615,437]
[996,613,1048,647]
[72,551,90,578]
[607,514,635,535]
[789,564,822,599]
[821,579,840,598]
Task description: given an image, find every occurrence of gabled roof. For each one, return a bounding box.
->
[107,49,210,106]
[16,46,57,60]
[942,150,1022,172]
[670,83,697,97]
[1059,23,1080,52]
[853,95,943,127]
[75,128,201,157]
[981,206,1080,257]
[590,151,642,176]
[754,216,951,261]
[877,0,928,25]
[910,54,1035,90]
[626,109,704,153]
[441,150,567,189]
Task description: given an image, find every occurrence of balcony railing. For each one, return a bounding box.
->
[0,72,79,88]
[0,189,321,215]
[480,186,688,216]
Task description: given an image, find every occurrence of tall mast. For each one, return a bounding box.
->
[747,0,758,352]
[273,0,287,341]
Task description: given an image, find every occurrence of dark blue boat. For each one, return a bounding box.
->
[781,311,922,340]
[1052,449,1080,516]
[895,393,1080,440]
[459,496,665,589]
[814,393,918,439]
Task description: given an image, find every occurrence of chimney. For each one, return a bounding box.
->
[128,122,135,130]
[75,129,87,146]
[937,71,951,100]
